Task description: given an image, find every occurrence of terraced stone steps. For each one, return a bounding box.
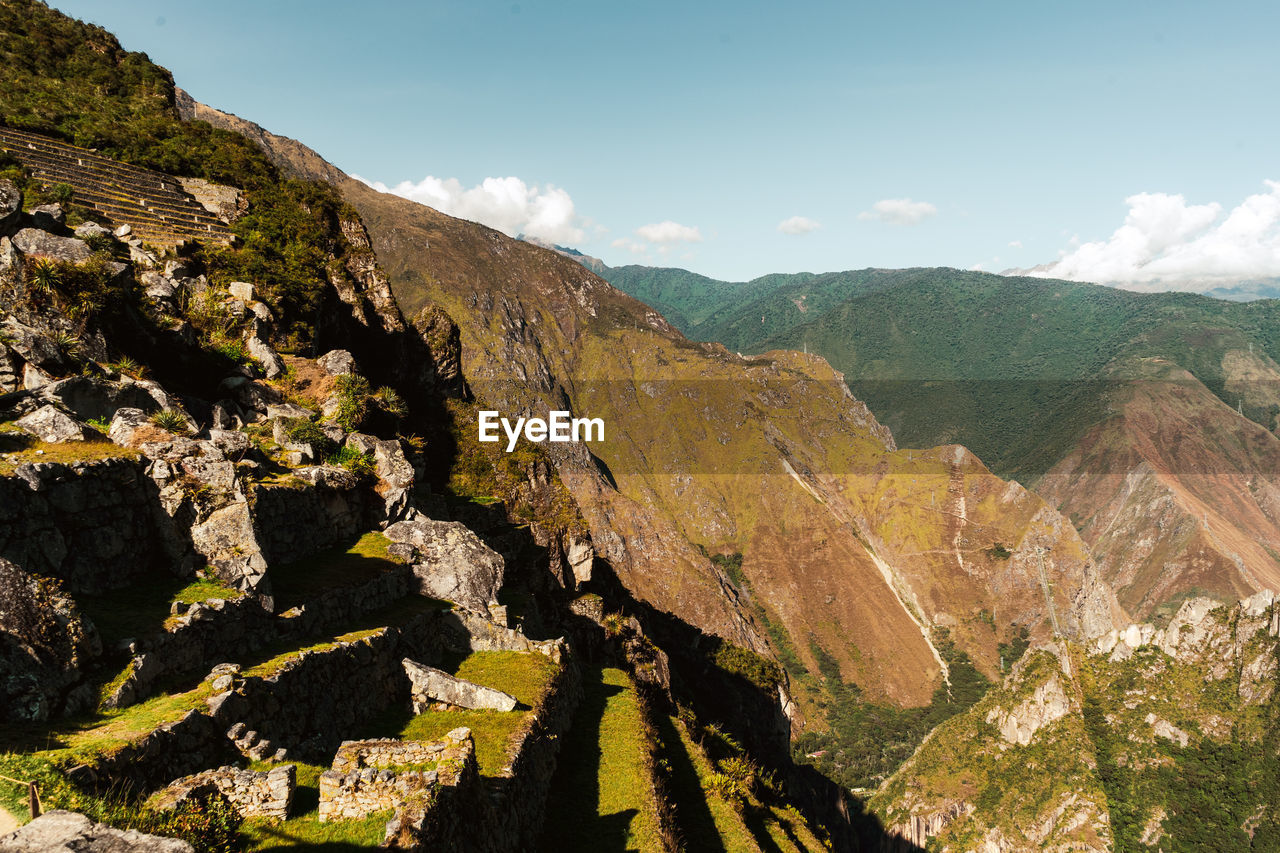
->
[0,126,235,247]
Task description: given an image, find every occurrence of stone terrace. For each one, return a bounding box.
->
[0,126,236,248]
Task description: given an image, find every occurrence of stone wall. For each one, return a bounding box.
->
[206,622,442,762]
[106,595,276,709]
[251,474,373,565]
[281,564,413,636]
[0,458,169,592]
[150,764,295,820]
[319,729,476,823]
[90,710,239,794]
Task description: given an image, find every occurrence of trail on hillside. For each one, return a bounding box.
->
[0,805,18,835]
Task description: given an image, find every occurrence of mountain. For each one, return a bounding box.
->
[869,591,1280,851]
[598,263,1280,622]
[0,1,1130,848]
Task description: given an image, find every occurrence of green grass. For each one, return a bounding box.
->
[269,532,404,610]
[75,575,239,648]
[0,431,139,476]
[239,762,390,851]
[538,667,664,852]
[359,650,558,777]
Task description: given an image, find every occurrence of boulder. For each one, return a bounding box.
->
[37,375,159,422]
[108,407,170,448]
[228,281,254,301]
[11,228,92,263]
[0,810,193,852]
[74,221,112,240]
[402,659,518,712]
[317,349,356,376]
[246,336,285,379]
[114,223,132,238]
[372,439,415,490]
[14,405,86,443]
[383,518,505,612]
[30,203,66,230]
[0,236,18,276]
[0,178,21,235]
[265,402,314,422]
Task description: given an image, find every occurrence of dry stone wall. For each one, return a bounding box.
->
[150,764,295,820]
[0,459,169,592]
[319,729,477,823]
[251,474,373,565]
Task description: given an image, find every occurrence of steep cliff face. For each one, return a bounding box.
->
[873,591,1280,850]
[176,98,1119,706]
[1036,358,1280,620]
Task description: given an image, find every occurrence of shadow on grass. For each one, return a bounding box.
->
[537,666,635,852]
[650,713,724,853]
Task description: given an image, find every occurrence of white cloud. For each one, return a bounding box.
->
[858,198,938,226]
[1008,240,1023,248]
[1025,181,1280,290]
[778,215,821,235]
[354,174,585,245]
[635,220,703,243]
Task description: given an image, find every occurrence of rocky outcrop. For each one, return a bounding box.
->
[0,557,99,723]
[986,674,1072,747]
[0,178,21,236]
[384,518,505,613]
[0,810,193,852]
[14,404,86,443]
[402,658,518,712]
[10,228,92,263]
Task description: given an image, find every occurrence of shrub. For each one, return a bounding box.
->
[283,417,337,459]
[150,409,189,434]
[327,445,375,476]
[330,373,372,432]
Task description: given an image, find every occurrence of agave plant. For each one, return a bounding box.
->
[149,409,189,434]
[27,258,62,295]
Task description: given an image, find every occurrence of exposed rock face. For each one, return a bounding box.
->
[384,518,505,613]
[986,674,1072,747]
[10,228,91,263]
[245,336,285,379]
[402,658,518,712]
[0,178,21,235]
[30,203,65,230]
[14,405,86,443]
[0,810,193,852]
[317,349,356,376]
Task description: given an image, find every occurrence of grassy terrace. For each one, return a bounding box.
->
[0,429,140,476]
[269,532,405,610]
[237,649,559,850]
[360,650,560,777]
[539,667,664,852]
[76,576,240,649]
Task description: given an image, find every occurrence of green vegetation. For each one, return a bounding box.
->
[793,628,991,789]
[268,531,402,609]
[604,264,1280,480]
[239,762,388,851]
[0,0,371,346]
[361,651,559,777]
[148,409,189,434]
[75,574,238,648]
[0,430,138,475]
[0,753,241,852]
[539,667,664,852]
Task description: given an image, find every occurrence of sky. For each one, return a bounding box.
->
[49,0,1280,289]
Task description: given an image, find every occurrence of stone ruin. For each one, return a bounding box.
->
[319,728,477,823]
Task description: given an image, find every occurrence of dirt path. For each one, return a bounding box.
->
[0,805,19,835]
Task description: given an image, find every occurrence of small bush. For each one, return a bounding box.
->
[331,374,372,432]
[327,445,375,476]
[985,543,1013,560]
[283,417,338,459]
[150,409,189,434]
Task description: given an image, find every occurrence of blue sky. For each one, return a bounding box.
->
[52,1,1280,287]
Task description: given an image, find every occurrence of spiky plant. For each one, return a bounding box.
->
[149,409,189,434]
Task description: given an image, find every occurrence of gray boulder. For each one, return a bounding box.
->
[30,203,66,230]
[228,281,254,301]
[317,349,356,376]
[108,408,161,447]
[402,659,518,712]
[37,375,159,423]
[383,518,505,612]
[14,405,85,443]
[74,222,112,240]
[0,810,193,852]
[11,228,92,263]
[0,178,21,236]
[246,335,285,379]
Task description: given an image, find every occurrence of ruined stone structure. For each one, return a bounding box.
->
[149,765,296,820]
